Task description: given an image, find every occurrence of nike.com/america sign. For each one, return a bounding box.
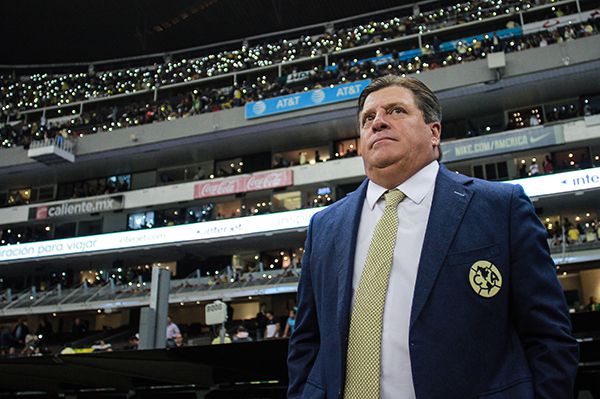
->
[442,126,565,162]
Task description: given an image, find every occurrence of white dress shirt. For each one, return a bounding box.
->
[352,161,439,399]
[166,322,180,339]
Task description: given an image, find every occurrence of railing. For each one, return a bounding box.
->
[28,136,75,153]
[0,269,300,314]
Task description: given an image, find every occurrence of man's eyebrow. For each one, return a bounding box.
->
[384,101,409,109]
[360,101,409,119]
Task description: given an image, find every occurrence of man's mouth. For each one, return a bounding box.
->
[372,137,395,147]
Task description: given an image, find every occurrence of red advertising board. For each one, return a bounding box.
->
[194,170,293,199]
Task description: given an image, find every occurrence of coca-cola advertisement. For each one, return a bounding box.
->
[194,170,293,199]
[194,179,244,199]
[246,170,293,191]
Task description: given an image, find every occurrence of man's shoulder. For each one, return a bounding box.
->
[440,166,516,198]
[469,175,516,196]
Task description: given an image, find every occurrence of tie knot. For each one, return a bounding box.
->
[383,189,405,208]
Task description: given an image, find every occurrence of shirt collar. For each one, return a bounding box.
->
[366,161,439,210]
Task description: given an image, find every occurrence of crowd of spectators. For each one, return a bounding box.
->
[517,151,600,179]
[547,217,600,248]
[0,302,298,359]
[1,1,597,149]
[0,0,561,112]
[0,316,94,358]
[0,264,301,359]
[0,257,300,357]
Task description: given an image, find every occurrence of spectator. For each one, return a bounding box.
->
[581,153,592,169]
[13,319,29,347]
[174,333,185,347]
[529,114,540,126]
[255,304,268,340]
[166,316,180,346]
[567,225,581,244]
[211,332,232,344]
[264,311,280,339]
[0,326,14,349]
[299,152,307,165]
[125,333,139,350]
[193,166,205,180]
[543,155,554,174]
[233,325,253,343]
[36,318,53,340]
[587,296,599,312]
[529,160,540,176]
[91,340,112,352]
[283,308,297,338]
[518,162,528,178]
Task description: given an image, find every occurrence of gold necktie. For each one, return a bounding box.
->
[344,189,405,399]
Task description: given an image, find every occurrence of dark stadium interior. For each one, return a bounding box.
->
[1,0,418,64]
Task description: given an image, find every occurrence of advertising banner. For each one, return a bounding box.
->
[510,168,600,198]
[194,170,293,199]
[3,168,600,263]
[522,10,598,35]
[441,126,564,162]
[245,79,370,119]
[284,70,314,84]
[439,27,522,52]
[0,207,322,263]
[30,196,124,220]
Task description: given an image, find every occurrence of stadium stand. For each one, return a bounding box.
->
[1,0,599,148]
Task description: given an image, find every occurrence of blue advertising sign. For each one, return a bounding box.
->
[245,79,371,119]
[353,49,424,67]
[397,48,422,61]
[439,27,522,52]
[351,54,394,66]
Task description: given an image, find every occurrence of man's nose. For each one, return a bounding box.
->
[371,112,389,131]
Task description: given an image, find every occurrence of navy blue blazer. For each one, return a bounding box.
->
[288,165,579,399]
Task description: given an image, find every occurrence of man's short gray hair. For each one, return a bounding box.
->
[357,75,442,124]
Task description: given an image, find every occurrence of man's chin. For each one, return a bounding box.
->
[365,155,402,170]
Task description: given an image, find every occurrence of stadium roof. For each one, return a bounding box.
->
[1,0,417,66]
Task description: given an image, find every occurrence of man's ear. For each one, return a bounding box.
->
[430,121,442,147]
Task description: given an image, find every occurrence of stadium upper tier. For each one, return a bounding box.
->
[0,1,594,115]
[3,0,548,110]
[1,13,598,150]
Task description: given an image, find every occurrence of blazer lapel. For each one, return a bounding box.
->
[410,166,473,328]
[335,179,368,345]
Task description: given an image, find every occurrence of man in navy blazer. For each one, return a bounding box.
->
[288,75,578,399]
